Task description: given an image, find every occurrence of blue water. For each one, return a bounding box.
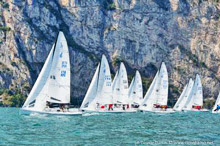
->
[0,108,219,145]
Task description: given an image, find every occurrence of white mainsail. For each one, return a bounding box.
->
[212,92,220,113]
[80,64,100,110]
[192,75,203,106]
[155,62,168,106]
[184,75,203,110]
[112,62,129,104]
[128,71,143,105]
[22,31,71,111]
[95,55,112,105]
[47,32,70,104]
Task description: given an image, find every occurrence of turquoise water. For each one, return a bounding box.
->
[0,108,219,145]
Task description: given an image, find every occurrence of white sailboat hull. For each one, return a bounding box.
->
[183,108,209,112]
[138,108,175,113]
[20,108,82,116]
[212,110,220,114]
[81,108,137,113]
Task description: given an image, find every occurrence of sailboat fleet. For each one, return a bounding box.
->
[20,32,220,115]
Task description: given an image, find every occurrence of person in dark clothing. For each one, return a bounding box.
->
[108,104,113,111]
[59,104,64,112]
[214,105,220,111]
[122,105,125,110]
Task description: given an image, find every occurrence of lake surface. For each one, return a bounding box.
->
[0,108,219,145]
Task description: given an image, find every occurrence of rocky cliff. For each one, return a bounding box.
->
[0,0,220,106]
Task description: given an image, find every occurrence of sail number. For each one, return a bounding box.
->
[105,75,111,80]
[105,75,111,86]
[106,82,111,86]
[60,71,66,77]
[62,61,67,68]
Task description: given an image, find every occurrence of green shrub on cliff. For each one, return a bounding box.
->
[103,0,116,10]
[112,57,123,67]
[0,89,26,107]
[203,99,215,109]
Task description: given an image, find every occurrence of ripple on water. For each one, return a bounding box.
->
[0,108,219,145]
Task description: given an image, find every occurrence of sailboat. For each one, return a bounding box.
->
[80,55,113,112]
[128,71,143,110]
[112,63,129,107]
[212,92,220,113]
[20,32,82,115]
[183,74,208,112]
[173,79,194,111]
[139,62,174,113]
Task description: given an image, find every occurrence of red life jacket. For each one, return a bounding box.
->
[193,106,202,109]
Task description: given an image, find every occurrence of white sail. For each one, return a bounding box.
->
[112,70,120,103]
[181,79,194,110]
[139,71,159,110]
[155,62,168,105]
[139,62,168,111]
[173,83,188,111]
[95,55,112,105]
[176,79,194,111]
[128,71,143,105]
[212,92,220,113]
[128,76,135,104]
[112,70,119,99]
[112,62,129,104]
[46,32,70,104]
[192,74,203,106]
[184,75,203,110]
[22,44,55,110]
[22,31,71,112]
[80,64,100,110]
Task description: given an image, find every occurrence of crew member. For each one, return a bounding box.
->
[214,105,220,111]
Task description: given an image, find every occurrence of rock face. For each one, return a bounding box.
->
[0,0,220,105]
